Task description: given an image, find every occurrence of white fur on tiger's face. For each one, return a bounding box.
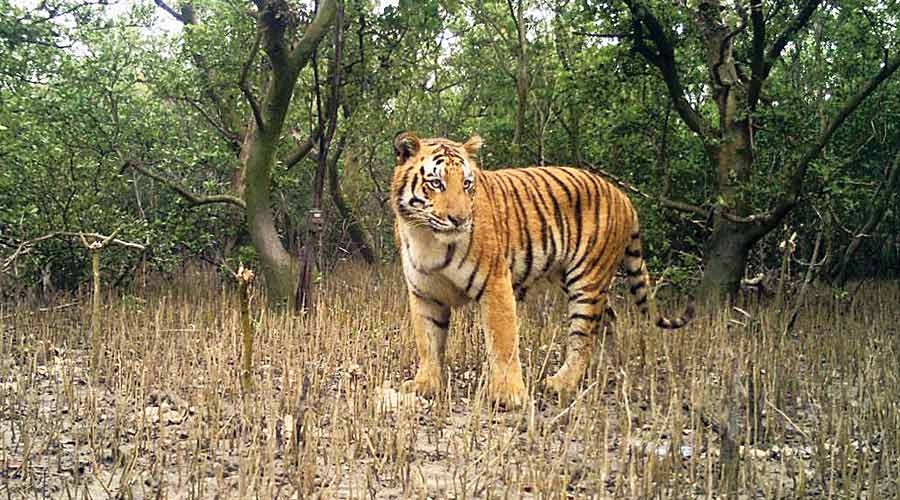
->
[392,132,480,242]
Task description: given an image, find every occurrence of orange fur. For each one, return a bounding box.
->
[391,132,692,407]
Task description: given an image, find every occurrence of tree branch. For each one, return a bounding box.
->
[240,29,265,132]
[167,95,241,147]
[465,0,516,79]
[572,30,629,39]
[748,0,766,109]
[748,0,822,110]
[584,159,711,228]
[768,51,900,225]
[3,232,145,273]
[125,160,246,209]
[831,150,900,285]
[505,0,520,37]
[660,198,711,218]
[152,1,244,144]
[283,126,322,170]
[765,0,823,71]
[153,0,186,24]
[288,0,338,71]
[625,0,713,140]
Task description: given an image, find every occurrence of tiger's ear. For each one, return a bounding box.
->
[393,131,420,163]
[463,134,482,157]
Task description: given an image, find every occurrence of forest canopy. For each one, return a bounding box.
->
[2,0,898,305]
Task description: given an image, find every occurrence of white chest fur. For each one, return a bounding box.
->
[398,223,473,305]
[400,224,451,271]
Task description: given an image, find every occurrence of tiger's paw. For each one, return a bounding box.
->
[488,374,528,410]
[544,374,577,404]
[400,369,443,397]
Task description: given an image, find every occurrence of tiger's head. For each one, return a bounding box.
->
[391,132,482,240]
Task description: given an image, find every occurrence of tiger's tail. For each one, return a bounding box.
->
[623,231,694,329]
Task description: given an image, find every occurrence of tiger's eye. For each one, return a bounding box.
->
[428,179,443,190]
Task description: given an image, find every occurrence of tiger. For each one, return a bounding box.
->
[390,131,693,408]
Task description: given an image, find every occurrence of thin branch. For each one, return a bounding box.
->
[625,0,713,140]
[3,232,145,273]
[240,29,265,132]
[831,149,900,285]
[125,160,246,209]
[2,233,60,272]
[783,218,824,336]
[572,30,629,39]
[469,0,512,45]
[153,0,186,24]
[465,0,515,79]
[584,160,710,229]
[83,227,125,249]
[505,0,521,45]
[748,0,766,109]
[660,198,710,218]
[168,95,242,146]
[283,126,322,170]
[765,0,823,70]
[768,51,900,225]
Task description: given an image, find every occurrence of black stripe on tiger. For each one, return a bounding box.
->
[410,288,446,309]
[428,316,450,330]
[568,175,604,269]
[509,177,535,287]
[569,313,604,322]
[435,243,456,270]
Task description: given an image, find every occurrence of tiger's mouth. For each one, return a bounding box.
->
[430,220,472,236]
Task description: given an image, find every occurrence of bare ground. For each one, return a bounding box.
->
[2,264,898,498]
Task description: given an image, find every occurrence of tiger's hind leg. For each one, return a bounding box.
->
[545,284,610,399]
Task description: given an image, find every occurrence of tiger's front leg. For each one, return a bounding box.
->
[400,291,450,398]
[480,271,527,409]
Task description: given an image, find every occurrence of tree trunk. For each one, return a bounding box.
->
[625,0,899,305]
[244,130,298,305]
[699,118,757,302]
[699,218,756,302]
[244,0,336,306]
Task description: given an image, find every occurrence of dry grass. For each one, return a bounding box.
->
[1,263,898,498]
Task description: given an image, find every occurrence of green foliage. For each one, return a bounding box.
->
[2,0,899,294]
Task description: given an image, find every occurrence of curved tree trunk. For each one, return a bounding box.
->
[244,130,298,305]
[245,0,337,306]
